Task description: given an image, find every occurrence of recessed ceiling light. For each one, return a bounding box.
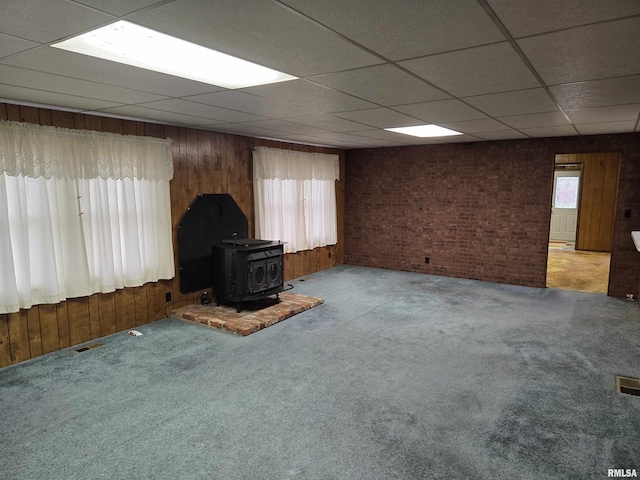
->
[385,125,463,137]
[51,21,297,89]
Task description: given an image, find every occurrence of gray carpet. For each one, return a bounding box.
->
[1,265,639,480]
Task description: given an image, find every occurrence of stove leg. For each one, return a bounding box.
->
[236,303,242,313]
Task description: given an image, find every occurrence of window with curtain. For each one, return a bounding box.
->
[0,120,175,315]
[253,146,338,254]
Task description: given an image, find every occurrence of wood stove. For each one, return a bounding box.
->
[212,239,285,311]
[177,194,289,311]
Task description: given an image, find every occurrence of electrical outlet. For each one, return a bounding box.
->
[165,292,172,303]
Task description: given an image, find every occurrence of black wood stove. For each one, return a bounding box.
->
[177,194,289,312]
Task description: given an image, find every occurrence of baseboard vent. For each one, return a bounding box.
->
[615,375,640,396]
[75,342,104,353]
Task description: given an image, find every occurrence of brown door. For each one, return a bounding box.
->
[556,152,620,252]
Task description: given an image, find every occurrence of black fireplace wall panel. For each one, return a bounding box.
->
[177,194,248,293]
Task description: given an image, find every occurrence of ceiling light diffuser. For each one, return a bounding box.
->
[385,125,463,137]
[52,21,297,89]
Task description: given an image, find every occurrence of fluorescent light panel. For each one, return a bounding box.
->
[51,21,297,89]
[385,125,463,137]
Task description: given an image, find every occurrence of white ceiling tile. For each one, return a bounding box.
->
[0,84,121,111]
[0,34,40,59]
[518,17,640,85]
[399,43,540,97]
[280,0,504,60]
[206,123,287,138]
[350,129,419,143]
[283,114,371,132]
[183,91,314,118]
[565,104,640,124]
[308,65,450,106]
[71,0,164,16]
[575,121,636,135]
[241,80,377,113]
[334,108,421,129]
[238,119,333,135]
[439,118,509,133]
[497,112,571,129]
[305,131,398,144]
[0,0,114,43]
[519,125,577,137]
[474,129,530,140]
[438,135,483,143]
[463,88,559,117]
[139,99,264,123]
[97,105,220,126]
[550,76,640,109]
[128,0,382,77]
[487,0,640,37]
[1,47,224,97]
[392,99,487,123]
[0,64,167,104]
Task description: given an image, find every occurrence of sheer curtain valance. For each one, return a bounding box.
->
[0,120,173,180]
[253,146,339,182]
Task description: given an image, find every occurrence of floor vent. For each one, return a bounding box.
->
[75,342,104,353]
[615,375,640,396]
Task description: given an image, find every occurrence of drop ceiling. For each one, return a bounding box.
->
[1,0,640,149]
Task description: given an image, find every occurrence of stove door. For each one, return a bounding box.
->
[266,257,283,289]
[247,260,268,294]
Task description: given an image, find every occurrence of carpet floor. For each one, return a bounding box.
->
[1,265,639,480]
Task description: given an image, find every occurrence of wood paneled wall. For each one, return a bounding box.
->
[0,102,345,368]
[556,152,621,252]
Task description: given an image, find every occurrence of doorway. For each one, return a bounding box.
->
[549,164,581,244]
[546,153,620,294]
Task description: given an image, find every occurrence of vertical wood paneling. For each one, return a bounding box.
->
[0,315,11,368]
[0,101,345,367]
[26,306,43,358]
[67,299,91,346]
[39,304,60,354]
[98,293,116,336]
[56,302,71,349]
[134,286,147,327]
[574,152,620,252]
[8,310,30,363]
[88,296,101,339]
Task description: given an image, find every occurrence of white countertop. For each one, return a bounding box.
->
[633,231,640,252]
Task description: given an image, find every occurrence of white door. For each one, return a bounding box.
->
[549,169,580,242]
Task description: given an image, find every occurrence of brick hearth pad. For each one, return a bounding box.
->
[170,292,324,336]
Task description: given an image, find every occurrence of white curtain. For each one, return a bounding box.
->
[0,120,174,314]
[253,147,338,254]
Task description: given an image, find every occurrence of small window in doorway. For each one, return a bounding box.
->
[555,177,579,209]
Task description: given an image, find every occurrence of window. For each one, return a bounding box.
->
[0,121,174,314]
[555,176,580,209]
[253,147,338,254]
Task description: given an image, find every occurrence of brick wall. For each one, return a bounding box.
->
[345,133,640,297]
